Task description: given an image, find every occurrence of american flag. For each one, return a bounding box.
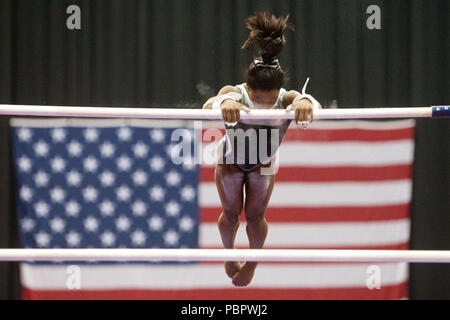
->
[11,117,414,300]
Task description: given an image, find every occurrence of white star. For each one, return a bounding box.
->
[20,217,35,232]
[165,201,181,217]
[149,156,165,172]
[66,231,82,247]
[131,230,146,246]
[116,185,132,201]
[17,128,32,142]
[132,170,147,186]
[34,170,49,187]
[100,231,116,247]
[115,216,131,232]
[34,201,50,217]
[50,217,66,233]
[132,200,147,216]
[50,156,66,173]
[99,200,115,216]
[65,200,80,217]
[150,129,165,143]
[166,144,182,159]
[83,156,98,172]
[18,156,32,172]
[34,140,49,157]
[67,140,83,157]
[148,215,164,231]
[180,185,196,202]
[132,142,148,158]
[149,185,165,201]
[166,170,181,186]
[179,216,195,232]
[66,170,82,187]
[50,186,66,203]
[52,128,66,142]
[35,231,51,247]
[117,155,132,171]
[84,216,99,232]
[163,229,179,246]
[99,170,115,187]
[99,141,115,158]
[117,127,132,141]
[84,128,99,143]
[20,186,33,202]
[82,186,98,202]
[183,158,196,171]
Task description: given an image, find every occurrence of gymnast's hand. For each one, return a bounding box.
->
[292,98,315,127]
[220,100,250,124]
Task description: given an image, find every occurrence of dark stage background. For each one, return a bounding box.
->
[0,0,449,299]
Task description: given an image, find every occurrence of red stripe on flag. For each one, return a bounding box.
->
[200,165,412,182]
[21,282,407,300]
[282,127,414,142]
[201,127,414,143]
[201,205,410,223]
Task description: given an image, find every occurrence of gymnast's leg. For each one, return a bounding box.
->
[232,166,275,287]
[215,163,245,278]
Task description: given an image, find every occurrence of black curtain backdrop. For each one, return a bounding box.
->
[0,0,449,299]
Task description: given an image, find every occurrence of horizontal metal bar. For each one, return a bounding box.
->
[1,249,450,263]
[0,104,436,120]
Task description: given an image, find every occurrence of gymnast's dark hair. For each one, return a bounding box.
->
[242,11,294,91]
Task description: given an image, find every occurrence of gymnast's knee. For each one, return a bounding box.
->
[245,210,266,227]
[221,206,242,224]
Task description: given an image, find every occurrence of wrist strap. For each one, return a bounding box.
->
[293,78,320,110]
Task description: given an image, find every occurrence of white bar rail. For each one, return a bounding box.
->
[1,249,450,263]
[0,104,445,119]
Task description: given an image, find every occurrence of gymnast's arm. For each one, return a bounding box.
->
[202,86,240,109]
[283,90,322,110]
[202,86,246,123]
[283,90,322,123]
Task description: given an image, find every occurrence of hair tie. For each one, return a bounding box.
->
[251,57,281,71]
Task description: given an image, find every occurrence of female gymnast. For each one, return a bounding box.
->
[203,11,322,287]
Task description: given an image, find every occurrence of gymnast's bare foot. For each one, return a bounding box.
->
[232,262,257,287]
[225,261,241,279]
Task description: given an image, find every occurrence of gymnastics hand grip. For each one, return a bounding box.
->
[432,106,450,118]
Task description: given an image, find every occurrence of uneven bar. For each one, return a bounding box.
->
[0,249,450,263]
[0,105,436,120]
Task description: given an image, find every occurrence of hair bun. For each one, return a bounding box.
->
[242,12,294,60]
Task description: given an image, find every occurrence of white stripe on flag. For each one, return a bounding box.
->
[20,262,408,289]
[199,220,410,247]
[200,180,412,207]
[277,141,414,166]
